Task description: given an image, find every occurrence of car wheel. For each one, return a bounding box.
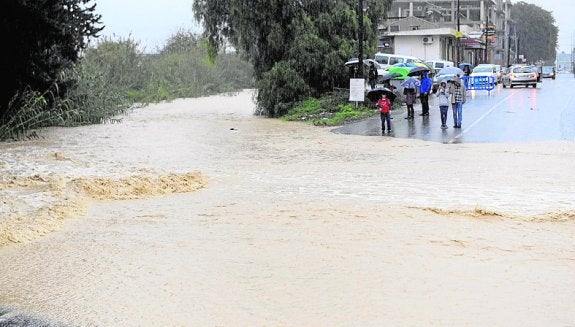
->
[510,84,514,88]
[532,84,537,88]
[502,84,507,88]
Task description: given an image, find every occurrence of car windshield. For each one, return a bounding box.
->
[542,66,554,73]
[473,67,493,73]
[513,67,533,73]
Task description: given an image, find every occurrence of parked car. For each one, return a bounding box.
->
[541,66,556,79]
[469,64,498,86]
[374,53,424,69]
[502,65,538,88]
[425,60,454,73]
[474,64,501,83]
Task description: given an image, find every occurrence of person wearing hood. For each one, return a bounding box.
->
[436,81,450,129]
[368,62,378,90]
[448,75,466,128]
[401,77,420,119]
[418,71,432,116]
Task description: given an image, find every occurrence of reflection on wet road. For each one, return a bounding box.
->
[333,74,575,143]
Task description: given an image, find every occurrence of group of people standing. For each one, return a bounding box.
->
[375,72,467,134]
[436,75,466,129]
[400,71,432,119]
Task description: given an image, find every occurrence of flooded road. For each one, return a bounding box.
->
[1,89,574,326]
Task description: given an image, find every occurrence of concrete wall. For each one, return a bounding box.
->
[393,35,441,61]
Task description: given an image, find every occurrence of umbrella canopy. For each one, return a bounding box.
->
[344,58,382,69]
[459,63,472,75]
[437,66,464,76]
[436,75,456,84]
[400,76,421,89]
[390,62,417,68]
[366,87,397,103]
[378,72,402,82]
[407,66,431,76]
[387,66,414,80]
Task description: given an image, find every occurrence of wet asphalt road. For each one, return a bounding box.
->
[332,73,575,143]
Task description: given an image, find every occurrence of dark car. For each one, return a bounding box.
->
[541,66,556,79]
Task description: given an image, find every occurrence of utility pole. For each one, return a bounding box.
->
[358,0,364,78]
[456,0,460,66]
[484,4,489,63]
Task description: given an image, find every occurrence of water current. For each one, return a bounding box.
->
[0,89,574,326]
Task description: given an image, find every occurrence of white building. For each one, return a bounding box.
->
[379,0,516,66]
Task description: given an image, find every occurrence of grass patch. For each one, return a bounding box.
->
[281,88,403,126]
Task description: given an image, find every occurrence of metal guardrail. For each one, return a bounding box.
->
[461,76,496,94]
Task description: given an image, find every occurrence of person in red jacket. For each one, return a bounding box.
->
[377,93,392,135]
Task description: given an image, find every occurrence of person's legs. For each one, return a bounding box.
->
[385,112,392,132]
[457,103,463,127]
[423,93,429,115]
[452,103,458,127]
[405,105,413,119]
[419,94,429,115]
[440,106,448,127]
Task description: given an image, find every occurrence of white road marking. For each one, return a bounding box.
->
[448,93,513,143]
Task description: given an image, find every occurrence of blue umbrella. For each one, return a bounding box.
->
[400,76,421,89]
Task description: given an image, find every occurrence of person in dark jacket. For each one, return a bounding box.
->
[368,62,378,89]
[419,71,432,116]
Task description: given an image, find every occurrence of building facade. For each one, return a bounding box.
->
[378,0,517,67]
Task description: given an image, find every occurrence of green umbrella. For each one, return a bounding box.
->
[387,66,415,80]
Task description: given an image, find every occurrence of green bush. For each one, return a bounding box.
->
[1,32,254,141]
[281,90,374,126]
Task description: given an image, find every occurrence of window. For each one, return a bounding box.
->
[390,25,400,32]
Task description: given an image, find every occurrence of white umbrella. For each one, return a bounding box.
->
[437,66,465,76]
[344,58,382,69]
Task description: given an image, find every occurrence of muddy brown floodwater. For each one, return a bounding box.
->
[1,89,574,326]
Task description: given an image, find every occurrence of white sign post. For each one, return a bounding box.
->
[349,78,365,103]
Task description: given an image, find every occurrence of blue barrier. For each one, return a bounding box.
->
[462,76,496,94]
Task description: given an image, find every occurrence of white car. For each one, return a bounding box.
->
[469,65,498,86]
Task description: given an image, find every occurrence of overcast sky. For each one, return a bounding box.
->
[94,0,573,54]
[94,0,200,53]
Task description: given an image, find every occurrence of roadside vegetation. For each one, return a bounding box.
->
[193,0,393,118]
[2,0,409,140]
[1,0,254,141]
[511,3,558,64]
[3,1,560,141]
[282,89,403,126]
[0,30,253,141]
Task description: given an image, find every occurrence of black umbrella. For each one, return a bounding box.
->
[407,66,431,76]
[378,72,402,82]
[366,87,396,103]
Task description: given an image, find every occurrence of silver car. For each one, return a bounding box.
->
[502,66,538,88]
